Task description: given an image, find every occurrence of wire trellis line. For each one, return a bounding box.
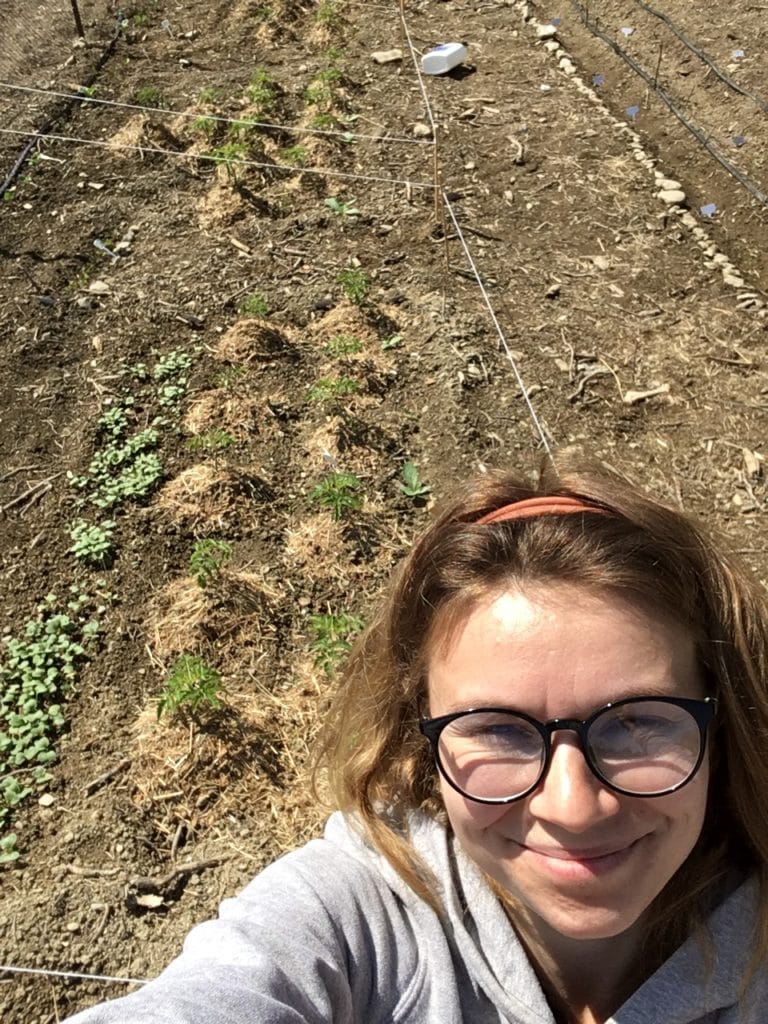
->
[442,193,553,458]
[0,127,436,190]
[0,964,148,986]
[0,82,433,148]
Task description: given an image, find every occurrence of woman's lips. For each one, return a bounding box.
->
[514,837,644,879]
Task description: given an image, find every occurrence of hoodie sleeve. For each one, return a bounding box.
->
[62,833,414,1024]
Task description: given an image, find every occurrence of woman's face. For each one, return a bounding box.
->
[427,585,710,944]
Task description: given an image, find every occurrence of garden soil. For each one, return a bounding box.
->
[1,0,767,1020]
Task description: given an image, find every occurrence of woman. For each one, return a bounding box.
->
[65,453,768,1023]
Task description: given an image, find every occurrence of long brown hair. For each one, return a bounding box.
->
[315,451,768,966]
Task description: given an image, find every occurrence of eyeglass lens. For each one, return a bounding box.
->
[437,700,703,800]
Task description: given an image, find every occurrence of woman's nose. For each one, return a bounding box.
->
[526,734,622,830]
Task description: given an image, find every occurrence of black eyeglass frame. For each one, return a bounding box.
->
[419,695,717,804]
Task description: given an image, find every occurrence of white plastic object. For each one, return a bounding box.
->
[420,42,468,76]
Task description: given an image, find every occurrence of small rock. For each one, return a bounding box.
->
[544,40,559,53]
[87,280,111,295]
[540,83,552,93]
[372,48,402,64]
[66,921,80,933]
[536,23,558,39]
[657,189,686,205]
[656,176,682,190]
[591,255,610,271]
[412,122,432,139]
[38,793,55,807]
[712,253,729,266]
[723,272,746,288]
[559,58,576,74]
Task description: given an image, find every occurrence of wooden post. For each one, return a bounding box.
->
[70,0,85,39]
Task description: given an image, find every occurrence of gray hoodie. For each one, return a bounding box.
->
[64,812,766,1023]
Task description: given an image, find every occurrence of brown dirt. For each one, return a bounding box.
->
[1,0,767,1020]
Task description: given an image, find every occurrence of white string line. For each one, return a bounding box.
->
[0,81,430,148]
[397,10,437,134]
[442,193,553,456]
[0,127,436,189]
[0,964,148,986]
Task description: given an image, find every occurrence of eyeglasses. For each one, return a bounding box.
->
[420,696,716,803]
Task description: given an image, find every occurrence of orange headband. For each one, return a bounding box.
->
[476,495,606,525]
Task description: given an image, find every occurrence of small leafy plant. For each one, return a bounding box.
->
[315,0,345,28]
[338,267,369,305]
[0,589,106,835]
[189,539,233,588]
[400,462,431,499]
[192,115,218,138]
[246,67,276,111]
[214,364,247,389]
[0,833,19,864]
[309,611,364,675]
[324,196,360,219]
[282,144,308,166]
[239,292,270,317]
[308,376,359,406]
[135,86,168,109]
[326,334,363,357]
[187,429,235,453]
[381,334,403,351]
[69,520,117,567]
[208,141,248,182]
[157,655,224,720]
[310,472,363,519]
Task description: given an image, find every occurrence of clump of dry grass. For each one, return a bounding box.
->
[184,390,278,441]
[215,318,297,363]
[149,570,279,660]
[157,463,273,533]
[284,513,352,579]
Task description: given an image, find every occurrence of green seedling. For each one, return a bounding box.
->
[0,833,19,864]
[0,590,106,835]
[400,462,431,499]
[310,472,363,520]
[135,86,168,109]
[189,539,233,588]
[307,376,359,405]
[208,142,248,182]
[309,611,364,675]
[197,87,220,105]
[324,196,360,218]
[381,334,403,351]
[337,267,369,305]
[326,334,363,357]
[68,427,163,510]
[315,0,345,28]
[282,144,308,166]
[187,429,235,453]
[309,113,338,131]
[69,520,117,567]
[192,115,218,137]
[157,655,224,720]
[246,67,275,111]
[154,349,194,381]
[214,364,247,388]
[154,348,194,408]
[123,361,148,381]
[239,292,270,317]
